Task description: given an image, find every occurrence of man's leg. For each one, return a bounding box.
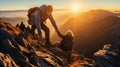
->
[29,25,36,36]
[41,23,51,45]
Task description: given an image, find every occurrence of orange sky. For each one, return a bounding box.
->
[0,0,120,10]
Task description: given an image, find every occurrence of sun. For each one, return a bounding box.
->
[71,3,80,12]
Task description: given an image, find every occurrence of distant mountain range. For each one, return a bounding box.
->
[52,9,120,57]
[0,9,71,12]
[1,17,27,26]
[0,10,27,12]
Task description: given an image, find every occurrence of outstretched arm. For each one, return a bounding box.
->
[49,14,64,38]
[34,10,42,35]
[56,30,64,39]
[34,10,43,41]
[49,14,58,31]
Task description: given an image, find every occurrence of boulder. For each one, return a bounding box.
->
[30,51,62,67]
[15,36,29,47]
[29,55,50,67]
[0,29,13,42]
[0,39,33,67]
[94,44,120,67]
[0,52,19,67]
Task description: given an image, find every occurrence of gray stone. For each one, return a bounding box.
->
[94,44,120,67]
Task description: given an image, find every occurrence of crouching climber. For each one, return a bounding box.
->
[56,30,74,63]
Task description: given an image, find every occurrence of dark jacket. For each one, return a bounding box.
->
[57,31,73,52]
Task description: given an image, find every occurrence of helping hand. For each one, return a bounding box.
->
[56,30,59,33]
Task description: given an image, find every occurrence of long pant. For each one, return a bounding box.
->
[67,52,71,64]
[29,23,50,45]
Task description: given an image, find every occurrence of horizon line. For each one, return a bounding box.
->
[0,9,119,12]
[0,9,71,11]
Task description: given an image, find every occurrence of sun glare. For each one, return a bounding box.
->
[71,3,80,12]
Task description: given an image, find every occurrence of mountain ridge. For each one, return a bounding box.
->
[52,9,120,58]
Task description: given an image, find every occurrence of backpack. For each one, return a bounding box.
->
[27,7,42,25]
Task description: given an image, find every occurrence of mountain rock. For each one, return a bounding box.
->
[0,52,19,67]
[0,17,96,67]
[94,44,120,67]
[0,39,33,67]
[0,19,20,35]
[0,19,75,67]
[70,51,96,67]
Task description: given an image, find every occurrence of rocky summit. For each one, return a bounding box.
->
[0,19,95,67]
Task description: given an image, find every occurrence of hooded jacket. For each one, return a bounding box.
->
[32,5,58,35]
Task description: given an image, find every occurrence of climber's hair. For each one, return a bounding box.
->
[65,30,74,38]
[46,5,53,12]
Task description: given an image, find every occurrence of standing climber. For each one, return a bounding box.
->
[27,4,58,46]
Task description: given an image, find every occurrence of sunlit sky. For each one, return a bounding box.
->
[0,0,120,10]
